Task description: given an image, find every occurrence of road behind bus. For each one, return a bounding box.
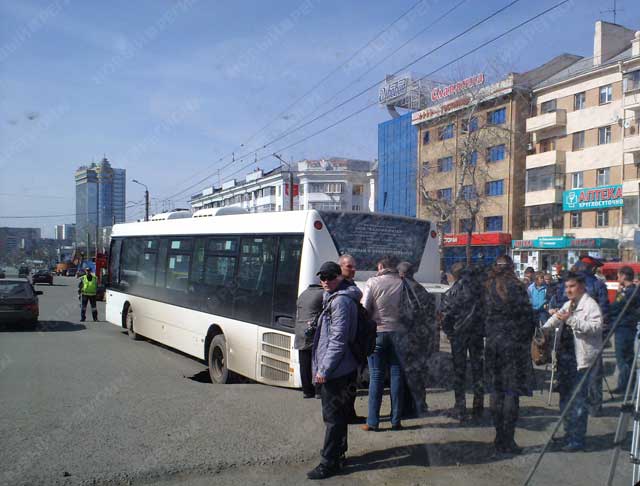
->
[0,278,632,485]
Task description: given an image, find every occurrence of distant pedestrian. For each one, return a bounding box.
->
[294,283,324,398]
[610,266,640,393]
[78,267,98,322]
[484,255,536,455]
[338,254,366,424]
[529,272,550,326]
[361,255,405,431]
[397,261,436,417]
[524,267,535,285]
[543,271,603,452]
[441,262,485,422]
[308,261,361,480]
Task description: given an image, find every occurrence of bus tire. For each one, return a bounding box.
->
[208,334,230,384]
[125,305,142,341]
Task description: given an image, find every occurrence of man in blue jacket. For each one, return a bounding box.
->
[529,272,549,326]
[308,261,362,480]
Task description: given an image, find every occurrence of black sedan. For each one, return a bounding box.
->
[0,279,42,328]
[32,270,54,285]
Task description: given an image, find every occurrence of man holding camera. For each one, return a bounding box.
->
[543,272,603,452]
[308,261,362,480]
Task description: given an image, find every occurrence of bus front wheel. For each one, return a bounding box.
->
[125,306,141,341]
[208,334,230,384]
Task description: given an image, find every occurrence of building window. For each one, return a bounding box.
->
[469,151,478,166]
[541,99,557,113]
[422,130,430,145]
[596,209,609,227]
[352,184,364,195]
[599,85,613,104]
[308,182,343,193]
[484,216,503,231]
[441,221,452,234]
[487,144,506,162]
[572,131,585,150]
[422,163,430,177]
[574,92,586,110]
[437,187,452,201]
[571,171,583,189]
[525,204,563,230]
[438,123,455,140]
[485,179,504,196]
[299,184,305,195]
[624,70,640,93]
[623,196,639,225]
[570,211,582,228]
[539,138,556,152]
[487,107,506,125]
[598,126,612,145]
[462,117,478,133]
[461,185,476,200]
[277,185,281,196]
[526,165,563,192]
[459,218,476,233]
[351,204,361,211]
[596,167,610,186]
[437,156,453,172]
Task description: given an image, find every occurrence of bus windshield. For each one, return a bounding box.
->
[318,211,430,271]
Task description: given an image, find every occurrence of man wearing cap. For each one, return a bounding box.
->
[308,261,362,480]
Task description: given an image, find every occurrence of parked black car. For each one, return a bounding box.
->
[0,279,42,328]
[32,270,54,286]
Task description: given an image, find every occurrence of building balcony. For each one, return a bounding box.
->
[624,123,640,153]
[525,150,565,169]
[524,188,563,207]
[624,91,640,112]
[526,109,567,134]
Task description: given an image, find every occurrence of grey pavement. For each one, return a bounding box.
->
[0,277,635,485]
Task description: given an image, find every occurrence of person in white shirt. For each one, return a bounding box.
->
[543,271,603,452]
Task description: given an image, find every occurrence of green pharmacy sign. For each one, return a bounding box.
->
[563,184,624,212]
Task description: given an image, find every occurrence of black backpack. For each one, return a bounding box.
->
[325,295,377,365]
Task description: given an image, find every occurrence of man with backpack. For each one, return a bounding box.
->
[361,255,405,432]
[308,261,362,480]
[441,262,485,422]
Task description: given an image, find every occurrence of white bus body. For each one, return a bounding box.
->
[105,210,439,387]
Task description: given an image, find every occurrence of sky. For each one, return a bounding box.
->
[0,0,638,237]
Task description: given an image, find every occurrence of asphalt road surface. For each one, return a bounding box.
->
[0,276,635,485]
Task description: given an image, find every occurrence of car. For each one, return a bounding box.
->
[0,278,42,328]
[0,269,5,279]
[32,270,54,286]
[18,266,29,278]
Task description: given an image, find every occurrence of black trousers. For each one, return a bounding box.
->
[320,371,356,465]
[298,349,315,396]
[81,295,98,321]
[450,334,484,410]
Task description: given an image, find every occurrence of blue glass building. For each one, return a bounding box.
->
[376,112,417,217]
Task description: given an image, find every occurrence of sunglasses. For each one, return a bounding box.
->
[319,274,338,282]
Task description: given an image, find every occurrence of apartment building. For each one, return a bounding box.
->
[190,158,376,213]
[412,57,576,268]
[517,22,640,269]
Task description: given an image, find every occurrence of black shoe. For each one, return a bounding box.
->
[303,393,315,399]
[561,441,584,452]
[93,318,99,322]
[471,407,484,422]
[307,462,339,480]
[502,441,523,455]
[348,415,366,424]
[80,318,85,322]
[391,424,403,431]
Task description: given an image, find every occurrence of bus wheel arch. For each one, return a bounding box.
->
[205,325,232,384]
[123,302,141,340]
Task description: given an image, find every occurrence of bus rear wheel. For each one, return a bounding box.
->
[208,334,230,384]
[125,306,141,341]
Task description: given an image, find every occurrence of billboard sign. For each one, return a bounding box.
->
[430,73,485,102]
[562,184,624,212]
[378,76,410,105]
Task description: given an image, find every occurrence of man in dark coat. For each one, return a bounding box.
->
[441,262,485,421]
[294,283,324,398]
[484,255,536,454]
[397,261,436,417]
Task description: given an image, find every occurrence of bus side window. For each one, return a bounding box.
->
[235,237,276,326]
[108,239,122,288]
[272,236,303,329]
[156,239,168,288]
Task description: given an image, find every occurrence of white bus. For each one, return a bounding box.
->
[105,209,439,387]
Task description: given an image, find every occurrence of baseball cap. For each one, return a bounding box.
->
[316,261,341,280]
[579,255,604,268]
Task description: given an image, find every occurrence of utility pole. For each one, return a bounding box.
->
[132,179,150,221]
[272,153,294,211]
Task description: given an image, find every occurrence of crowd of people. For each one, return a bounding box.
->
[294,253,640,480]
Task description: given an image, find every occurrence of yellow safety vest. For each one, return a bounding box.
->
[82,275,98,296]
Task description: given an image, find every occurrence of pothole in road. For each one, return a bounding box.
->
[186,370,212,383]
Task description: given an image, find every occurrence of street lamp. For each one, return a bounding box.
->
[132,179,150,222]
[272,153,294,211]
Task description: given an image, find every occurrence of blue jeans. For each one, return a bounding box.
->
[560,367,591,447]
[367,332,404,427]
[615,327,636,391]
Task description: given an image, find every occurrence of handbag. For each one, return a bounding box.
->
[531,326,550,366]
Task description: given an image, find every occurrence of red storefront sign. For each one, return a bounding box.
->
[443,232,512,247]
